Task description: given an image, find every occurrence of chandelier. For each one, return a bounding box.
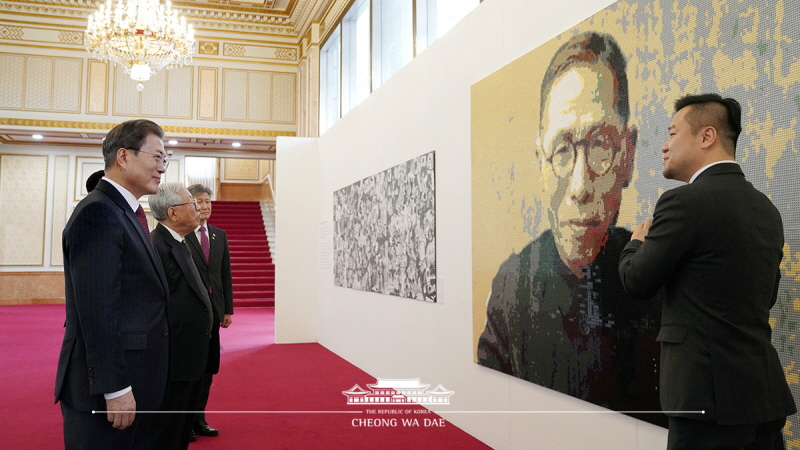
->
[86,0,195,91]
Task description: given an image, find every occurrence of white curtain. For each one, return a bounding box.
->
[185,157,218,199]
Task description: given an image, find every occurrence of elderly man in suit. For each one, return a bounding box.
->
[148,182,214,450]
[185,183,234,439]
[619,93,796,449]
[55,119,170,450]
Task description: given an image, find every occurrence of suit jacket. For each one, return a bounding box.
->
[152,224,214,382]
[55,179,170,412]
[619,163,796,425]
[185,223,233,374]
[185,223,234,321]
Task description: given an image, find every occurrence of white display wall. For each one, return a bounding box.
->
[275,0,668,447]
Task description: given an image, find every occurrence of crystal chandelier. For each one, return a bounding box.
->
[86,0,195,91]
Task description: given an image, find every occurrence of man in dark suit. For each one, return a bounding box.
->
[55,119,170,450]
[148,182,214,450]
[619,93,796,449]
[185,183,234,439]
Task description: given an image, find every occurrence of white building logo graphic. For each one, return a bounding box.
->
[343,378,454,405]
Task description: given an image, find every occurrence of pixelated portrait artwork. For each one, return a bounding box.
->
[334,151,436,302]
[471,0,800,432]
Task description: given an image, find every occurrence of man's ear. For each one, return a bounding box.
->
[166,205,179,222]
[115,148,128,169]
[700,126,717,150]
[620,125,638,188]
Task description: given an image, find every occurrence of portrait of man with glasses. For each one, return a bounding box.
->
[476,31,663,424]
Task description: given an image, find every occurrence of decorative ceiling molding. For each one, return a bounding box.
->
[0,0,325,37]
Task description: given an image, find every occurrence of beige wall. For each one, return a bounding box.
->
[0,2,298,146]
[0,272,65,305]
[219,158,276,201]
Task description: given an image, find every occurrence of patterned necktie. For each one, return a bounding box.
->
[200,225,210,262]
[135,205,152,243]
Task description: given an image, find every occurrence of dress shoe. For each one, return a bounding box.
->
[194,421,219,437]
[188,430,197,442]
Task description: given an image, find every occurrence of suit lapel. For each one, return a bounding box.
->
[95,180,168,292]
[156,225,212,309]
[207,224,223,261]
[184,231,209,269]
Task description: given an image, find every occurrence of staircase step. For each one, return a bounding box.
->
[234,299,274,308]
[235,291,275,299]
[231,257,273,264]
[233,282,275,290]
[229,248,270,255]
[232,269,275,277]
[233,277,275,285]
[230,250,272,257]
[230,250,270,255]
[234,287,275,295]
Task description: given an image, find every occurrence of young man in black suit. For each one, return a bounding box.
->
[185,183,234,439]
[619,94,796,449]
[56,120,170,450]
[148,182,214,450]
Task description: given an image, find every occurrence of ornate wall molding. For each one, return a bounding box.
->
[0,118,296,137]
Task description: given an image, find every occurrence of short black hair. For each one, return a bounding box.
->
[674,93,742,151]
[85,169,105,192]
[540,32,630,124]
[102,119,165,168]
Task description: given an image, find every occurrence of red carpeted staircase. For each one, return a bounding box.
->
[208,201,274,308]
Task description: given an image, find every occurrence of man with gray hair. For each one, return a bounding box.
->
[185,183,234,440]
[147,182,214,450]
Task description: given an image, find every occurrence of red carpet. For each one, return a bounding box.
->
[0,305,491,449]
[210,201,274,308]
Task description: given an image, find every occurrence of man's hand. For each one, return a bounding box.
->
[222,314,232,328]
[106,391,136,430]
[631,218,652,242]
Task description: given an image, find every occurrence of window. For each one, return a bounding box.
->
[372,0,413,89]
[319,0,479,134]
[416,0,480,54]
[320,25,341,133]
[341,0,371,115]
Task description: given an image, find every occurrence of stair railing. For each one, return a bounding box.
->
[266,173,277,211]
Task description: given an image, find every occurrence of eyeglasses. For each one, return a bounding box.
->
[128,148,169,169]
[171,199,198,210]
[543,130,621,178]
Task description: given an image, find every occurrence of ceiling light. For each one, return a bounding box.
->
[32,134,43,140]
[168,140,178,145]
[232,142,241,148]
[85,0,195,91]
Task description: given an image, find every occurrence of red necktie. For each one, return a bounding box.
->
[135,205,152,243]
[200,225,210,262]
